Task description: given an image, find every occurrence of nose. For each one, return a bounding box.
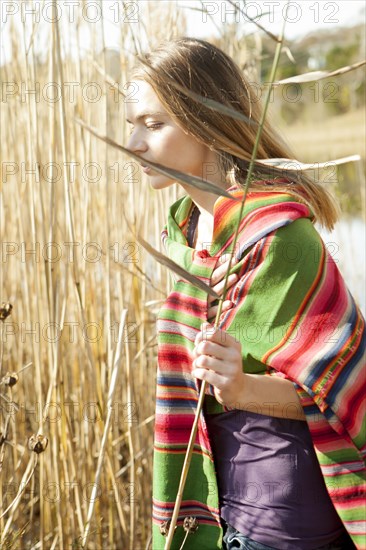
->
[126,129,148,155]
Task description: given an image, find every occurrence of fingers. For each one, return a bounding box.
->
[191,367,226,390]
[209,273,238,299]
[192,348,229,378]
[206,253,240,332]
[210,254,238,286]
[207,299,232,321]
[208,255,239,307]
[193,339,232,362]
[195,322,241,350]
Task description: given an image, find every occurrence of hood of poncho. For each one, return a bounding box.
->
[162,183,314,268]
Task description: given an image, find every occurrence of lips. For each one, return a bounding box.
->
[139,161,152,174]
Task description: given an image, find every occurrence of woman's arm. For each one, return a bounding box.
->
[239,372,306,421]
[192,322,306,421]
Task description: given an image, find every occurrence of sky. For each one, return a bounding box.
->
[1,0,365,65]
[181,0,366,41]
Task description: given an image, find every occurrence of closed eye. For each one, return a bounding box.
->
[146,122,163,130]
[126,121,163,135]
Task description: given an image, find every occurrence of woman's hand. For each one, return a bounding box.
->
[192,322,306,420]
[207,254,239,322]
[192,322,245,408]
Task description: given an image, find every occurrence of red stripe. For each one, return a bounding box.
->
[261,235,325,363]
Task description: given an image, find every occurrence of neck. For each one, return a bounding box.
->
[178,162,230,221]
[183,179,230,247]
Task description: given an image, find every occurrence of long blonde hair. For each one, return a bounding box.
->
[130,37,339,230]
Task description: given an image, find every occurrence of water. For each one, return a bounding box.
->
[317,217,365,316]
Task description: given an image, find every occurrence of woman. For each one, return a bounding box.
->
[125,37,365,550]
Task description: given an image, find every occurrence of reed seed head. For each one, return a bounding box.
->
[1,372,19,387]
[159,520,176,537]
[183,516,199,533]
[0,303,13,321]
[28,434,49,454]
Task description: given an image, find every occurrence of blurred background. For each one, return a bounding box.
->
[0,1,365,548]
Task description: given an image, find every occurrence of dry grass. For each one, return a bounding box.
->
[0,3,183,548]
[276,106,366,217]
[281,107,366,162]
[0,2,364,549]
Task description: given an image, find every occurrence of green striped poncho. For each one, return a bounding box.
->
[152,185,366,549]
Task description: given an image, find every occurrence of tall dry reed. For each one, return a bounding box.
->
[0,1,364,549]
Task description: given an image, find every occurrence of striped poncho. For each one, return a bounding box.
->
[152,184,366,550]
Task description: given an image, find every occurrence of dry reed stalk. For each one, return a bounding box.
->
[226,0,281,43]
[124,337,136,550]
[66,437,85,534]
[0,455,38,539]
[20,12,47,546]
[45,0,57,333]
[0,378,18,533]
[1,4,149,547]
[273,59,366,85]
[81,308,128,548]
[49,400,63,547]
[54,13,99,402]
[105,451,127,534]
[44,9,64,544]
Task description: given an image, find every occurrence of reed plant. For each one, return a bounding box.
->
[0,1,364,548]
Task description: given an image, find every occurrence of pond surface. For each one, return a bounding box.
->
[317,217,365,316]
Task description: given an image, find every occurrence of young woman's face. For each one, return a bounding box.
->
[125,80,218,190]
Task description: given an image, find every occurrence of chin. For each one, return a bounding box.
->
[148,176,174,189]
